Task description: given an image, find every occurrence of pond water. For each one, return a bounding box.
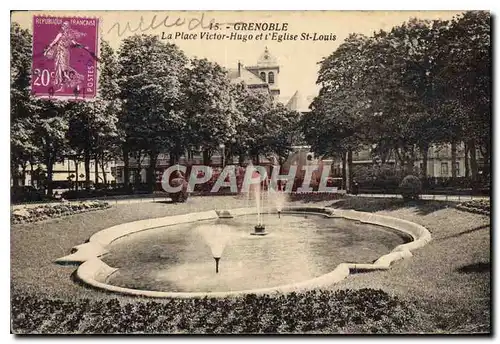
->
[103,214,410,293]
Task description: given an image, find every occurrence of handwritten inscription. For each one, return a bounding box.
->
[107,13,216,37]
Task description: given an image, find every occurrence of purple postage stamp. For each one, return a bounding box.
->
[32,16,99,100]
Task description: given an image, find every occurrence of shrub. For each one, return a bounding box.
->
[353,164,405,192]
[399,175,422,201]
[169,178,189,203]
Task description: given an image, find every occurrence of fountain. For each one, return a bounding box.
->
[197,224,232,273]
[269,185,287,219]
[251,176,268,236]
[66,159,428,296]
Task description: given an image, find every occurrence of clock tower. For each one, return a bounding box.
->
[246,47,280,100]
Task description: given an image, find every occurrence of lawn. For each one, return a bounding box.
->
[10,195,491,333]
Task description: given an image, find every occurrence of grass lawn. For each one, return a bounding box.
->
[10,196,491,333]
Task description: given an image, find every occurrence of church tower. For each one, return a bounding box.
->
[246,47,280,100]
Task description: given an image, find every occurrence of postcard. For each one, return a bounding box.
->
[10,10,491,334]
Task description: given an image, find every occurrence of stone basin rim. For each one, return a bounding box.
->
[57,206,432,298]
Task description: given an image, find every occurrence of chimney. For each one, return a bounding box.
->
[238,60,241,77]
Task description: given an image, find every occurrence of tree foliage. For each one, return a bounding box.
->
[306,11,490,183]
[117,34,188,189]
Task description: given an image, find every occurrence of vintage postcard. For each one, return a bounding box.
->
[10,10,491,334]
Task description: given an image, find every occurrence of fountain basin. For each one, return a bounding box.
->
[58,206,432,298]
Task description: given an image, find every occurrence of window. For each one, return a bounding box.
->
[455,162,460,176]
[260,72,266,82]
[441,162,448,176]
[268,71,275,84]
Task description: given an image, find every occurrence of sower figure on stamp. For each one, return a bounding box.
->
[43,21,86,92]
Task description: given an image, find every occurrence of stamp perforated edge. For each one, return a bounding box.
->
[30,13,103,101]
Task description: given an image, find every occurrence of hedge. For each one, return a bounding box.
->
[11,288,415,334]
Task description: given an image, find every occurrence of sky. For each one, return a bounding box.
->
[12,10,464,106]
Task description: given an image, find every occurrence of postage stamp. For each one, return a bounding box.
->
[31,16,99,100]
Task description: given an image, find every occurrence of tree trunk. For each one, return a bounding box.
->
[169,151,176,166]
[74,159,79,192]
[451,142,457,179]
[135,153,142,187]
[84,149,91,190]
[469,140,479,190]
[255,154,260,165]
[464,142,470,178]
[169,149,181,166]
[21,163,27,186]
[147,150,158,193]
[46,156,53,196]
[485,145,490,180]
[420,144,429,189]
[100,153,107,185]
[403,147,415,176]
[225,147,232,166]
[346,150,353,193]
[341,153,347,191]
[94,153,99,186]
[11,160,19,187]
[203,149,211,166]
[394,148,402,170]
[238,154,245,166]
[30,161,34,186]
[421,144,428,177]
[122,144,130,192]
[482,141,490,180]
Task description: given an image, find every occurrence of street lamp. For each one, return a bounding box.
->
[219,143,226,168]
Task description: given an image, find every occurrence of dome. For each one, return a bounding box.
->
[257,47,278,66]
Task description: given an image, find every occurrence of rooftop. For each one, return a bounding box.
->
[286,91,312,113]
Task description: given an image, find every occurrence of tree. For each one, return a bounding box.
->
[439,11,491,182]
[11,23,38,186]
[266,103,301,164]
[96,40,121,185]
[306,11,490,191]
[32,100,69,195]
[181,58,241,165]
[66,99,117,189]
[306,34,372,190]
[118,34,187,192]
[230,82,300,165]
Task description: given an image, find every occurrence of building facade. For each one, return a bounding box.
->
[18,159,116,189]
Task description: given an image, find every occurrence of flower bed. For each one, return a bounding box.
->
[11,288,415,334]
[11,201,110,225]
[456,199,490,215]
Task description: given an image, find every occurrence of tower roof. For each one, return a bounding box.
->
[256,47,278,67]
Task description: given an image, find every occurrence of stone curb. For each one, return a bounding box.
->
[61,206,431,298]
